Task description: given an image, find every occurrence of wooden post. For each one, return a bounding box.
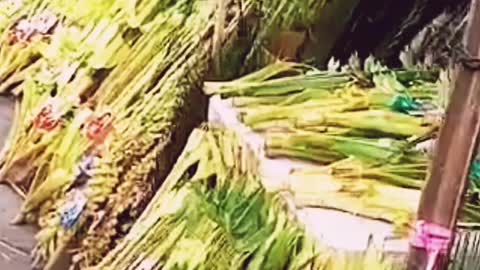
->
[407,0,480,269]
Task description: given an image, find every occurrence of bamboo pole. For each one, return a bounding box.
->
[407,0,480,269]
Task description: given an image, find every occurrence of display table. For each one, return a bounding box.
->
[208,95,411,254]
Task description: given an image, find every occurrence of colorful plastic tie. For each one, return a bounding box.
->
[85,112,113,145]
[60,190,87,229]
[78,155,95,176]
[469,158,480,192]
[33,104,60,132]
[391,94,423,114]
[72,155,95,187]
[410,220,453,270]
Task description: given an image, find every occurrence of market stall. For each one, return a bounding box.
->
[205,59,480,269]
[0,0,479,269]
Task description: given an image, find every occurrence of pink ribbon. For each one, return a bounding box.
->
[410,220,453,270]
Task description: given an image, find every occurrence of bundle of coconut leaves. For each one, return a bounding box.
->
[203,57,480,235]
[93,126,404,270]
